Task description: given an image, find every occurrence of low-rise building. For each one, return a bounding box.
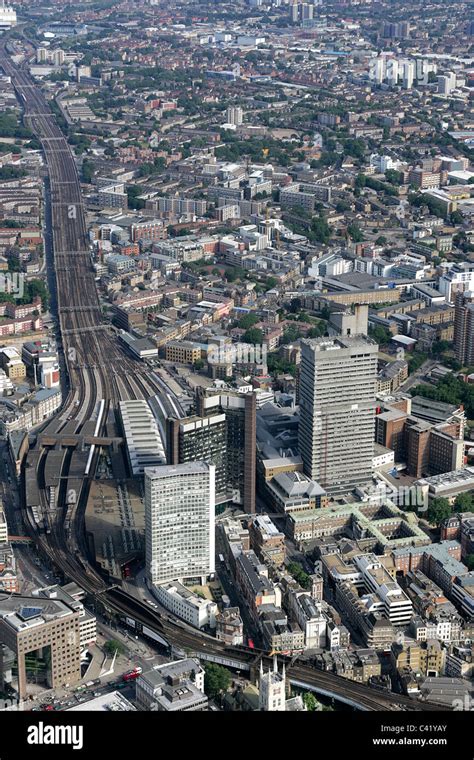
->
[136,658,207,712]
[153,581,217,630]
[248,514,285,567]
[235,550,282,622]
[215,607,244,646]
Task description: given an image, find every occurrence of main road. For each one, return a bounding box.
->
[0,42,448,713]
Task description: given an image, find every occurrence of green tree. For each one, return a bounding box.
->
[104,639,125,656]
[302,692,319,711]
[243,327,263,345]
[283,325,301,344]
[347,222,364,243]
[320,305,331,321]
[287,561,311,590]
[127,185,145,210]
[385,169,403,186]
[82,158,95,184]
[311,215,331,244]
[454,492,473,513]
[138,163,154,177]
[204,663,231,700]
[450,210,464,225]
[427,497,451,526]
[267,354,297,377]
[431,340,450,356]
[0,166,27,180]
[369,324,391,345]
[307,322,326,338]
[238,313,259,330]
[466,554,474,571]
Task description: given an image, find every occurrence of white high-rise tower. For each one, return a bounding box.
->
[298,336,378,495]
[145,461,215,586]
[226,106,243,126]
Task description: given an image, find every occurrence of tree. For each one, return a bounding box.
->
[431,340,450,356]
[82,158,95,184]
[307,322,326,338]
[238,313,259,331]
[466,554,474,571]
[369,324,391,345]
[193,358,204,371]
[204,663,231,700]
[287,561,311,590]
[127,185,145,211]
[347,222,364,243]
[243,327,263,345]
[385,169,403,186]
[104,639,125,656]
[343,137,366,160]
[153,156,166,171]
[311,215,331,245]
[302,692,319,711]
[320,305,331,321]
[427,497,451,526]
[0,166,27,180]
[283,325,301,344]
[450,210,464,225]
[267,354,297,377]
[454,492,473,513]
[138,163,154,177]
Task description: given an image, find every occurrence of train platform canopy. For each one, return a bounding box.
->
[118,332,159,360]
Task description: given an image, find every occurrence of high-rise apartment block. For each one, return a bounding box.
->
[438,72,457,96]
[382,21,410,39]
[226,106,243,126]
[299,336,378,495]
[402,60,415,89]
[145,462,215,586]
[454,291,474,366]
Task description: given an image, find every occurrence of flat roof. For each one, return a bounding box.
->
[67,691,136,711]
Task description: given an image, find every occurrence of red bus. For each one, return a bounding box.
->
[122,667,142,682]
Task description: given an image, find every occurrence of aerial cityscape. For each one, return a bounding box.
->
[0,0,472,740]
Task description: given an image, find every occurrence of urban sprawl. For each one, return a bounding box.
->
[0,0,472,716]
